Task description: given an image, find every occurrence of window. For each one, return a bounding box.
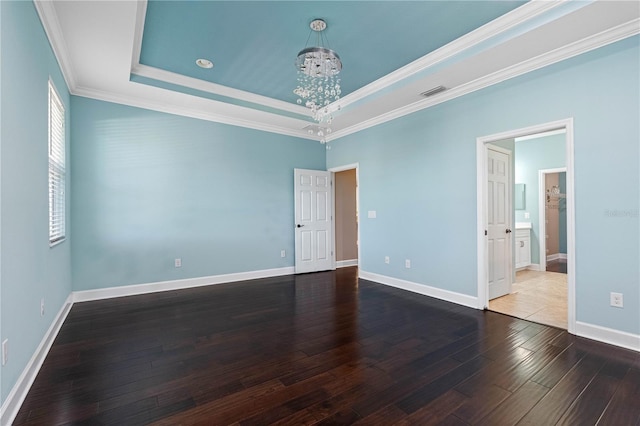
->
[48,80,65,245]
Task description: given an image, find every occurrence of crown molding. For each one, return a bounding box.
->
[127,0,567,125]
[330,0,567,115]
[131,63,310,117]
[33,0,638,146]
[327,18,640,142]
[73,85,319,142]
[129,0,310,118]
[33,0,78,92]
[130,0,147,71]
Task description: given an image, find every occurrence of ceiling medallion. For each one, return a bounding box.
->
[294,19,342,144]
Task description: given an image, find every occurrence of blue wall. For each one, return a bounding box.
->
[514,134,566,264]
[2,2,639,413]
[71,97,325,290]
[327,36,639,335]
[0,1,72,406]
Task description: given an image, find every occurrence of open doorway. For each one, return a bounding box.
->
[477,120,575,334]
[540,168,568,274]
[330,164,359,269]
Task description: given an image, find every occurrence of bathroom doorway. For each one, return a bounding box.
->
[478,120,575,332]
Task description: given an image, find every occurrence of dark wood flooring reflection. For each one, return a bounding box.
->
[15,267,640,425]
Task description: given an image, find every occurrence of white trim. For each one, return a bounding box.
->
[33,1,77,92]
[130,0,147,70]
[360,270,478,309]
[327,20,640,143]
[72,267,295,303]
[477,119,576,335]
[546,253,568,262]
[126,1,562,126]
[131,64,310,117]
[129,1,308,118]
[336,259,358,268]
[515,128,566,142]
[328,1,564,115]
[72,88,318,142]
[526,263,543,272]
[538,167,567,272]
[35,0,638,144]
[575,322,640,353]
[0,296,74,426]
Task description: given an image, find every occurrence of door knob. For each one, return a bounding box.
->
[506,228,512,233]
[296,224,304,228]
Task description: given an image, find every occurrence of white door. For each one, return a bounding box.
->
[487,147,512,299]
[294,168,333,273]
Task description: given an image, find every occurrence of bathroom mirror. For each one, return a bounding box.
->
[515,183,525,210]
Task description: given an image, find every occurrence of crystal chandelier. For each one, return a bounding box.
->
[294,19,342,143]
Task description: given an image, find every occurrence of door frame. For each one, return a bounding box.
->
[476,118,576,334]
[538,167,567,272]
[328,163,360,270]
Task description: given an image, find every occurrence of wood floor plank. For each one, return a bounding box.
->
[12,267,639,425]
[516,353,607,425]
[597,367,640,425]
[476,380,549,426]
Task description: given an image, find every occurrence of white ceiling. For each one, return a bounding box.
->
[35,1,640,144]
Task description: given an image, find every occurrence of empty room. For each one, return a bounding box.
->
[1,1,639,425]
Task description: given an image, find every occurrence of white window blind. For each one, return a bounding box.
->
[49,80,65,245]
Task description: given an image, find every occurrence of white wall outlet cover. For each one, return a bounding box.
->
[367,210,377,219]
[384,256,390,264]
[524,212,530,219]
[175,258,182,268]
[41,298,45,316]
[610,292,623,308]
[281,250,286,258]
[405,259,411,268]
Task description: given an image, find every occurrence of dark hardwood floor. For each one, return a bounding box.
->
[14,267,639,425]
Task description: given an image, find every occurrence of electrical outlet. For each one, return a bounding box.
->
[41,298,45,317]
[384,256,390,264]
[2,339,8,366]
[524,212,530,219]
[405,259,411,269]
[610,292,623,308]
[174,258,182,268]
[281,250,286,258]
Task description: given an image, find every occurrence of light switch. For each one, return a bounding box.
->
[367,210,377,219]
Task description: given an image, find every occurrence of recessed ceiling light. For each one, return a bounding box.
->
[196,58,213,69]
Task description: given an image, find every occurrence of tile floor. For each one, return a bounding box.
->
[489,268,568,329]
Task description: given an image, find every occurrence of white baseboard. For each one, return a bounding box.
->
[359,270,478,309]
[72,266,295,303]
[575,321,640,352]
[336,259,358,268]
[516,263,542,272]
[0,295,74,426]
[546,253,568,262]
